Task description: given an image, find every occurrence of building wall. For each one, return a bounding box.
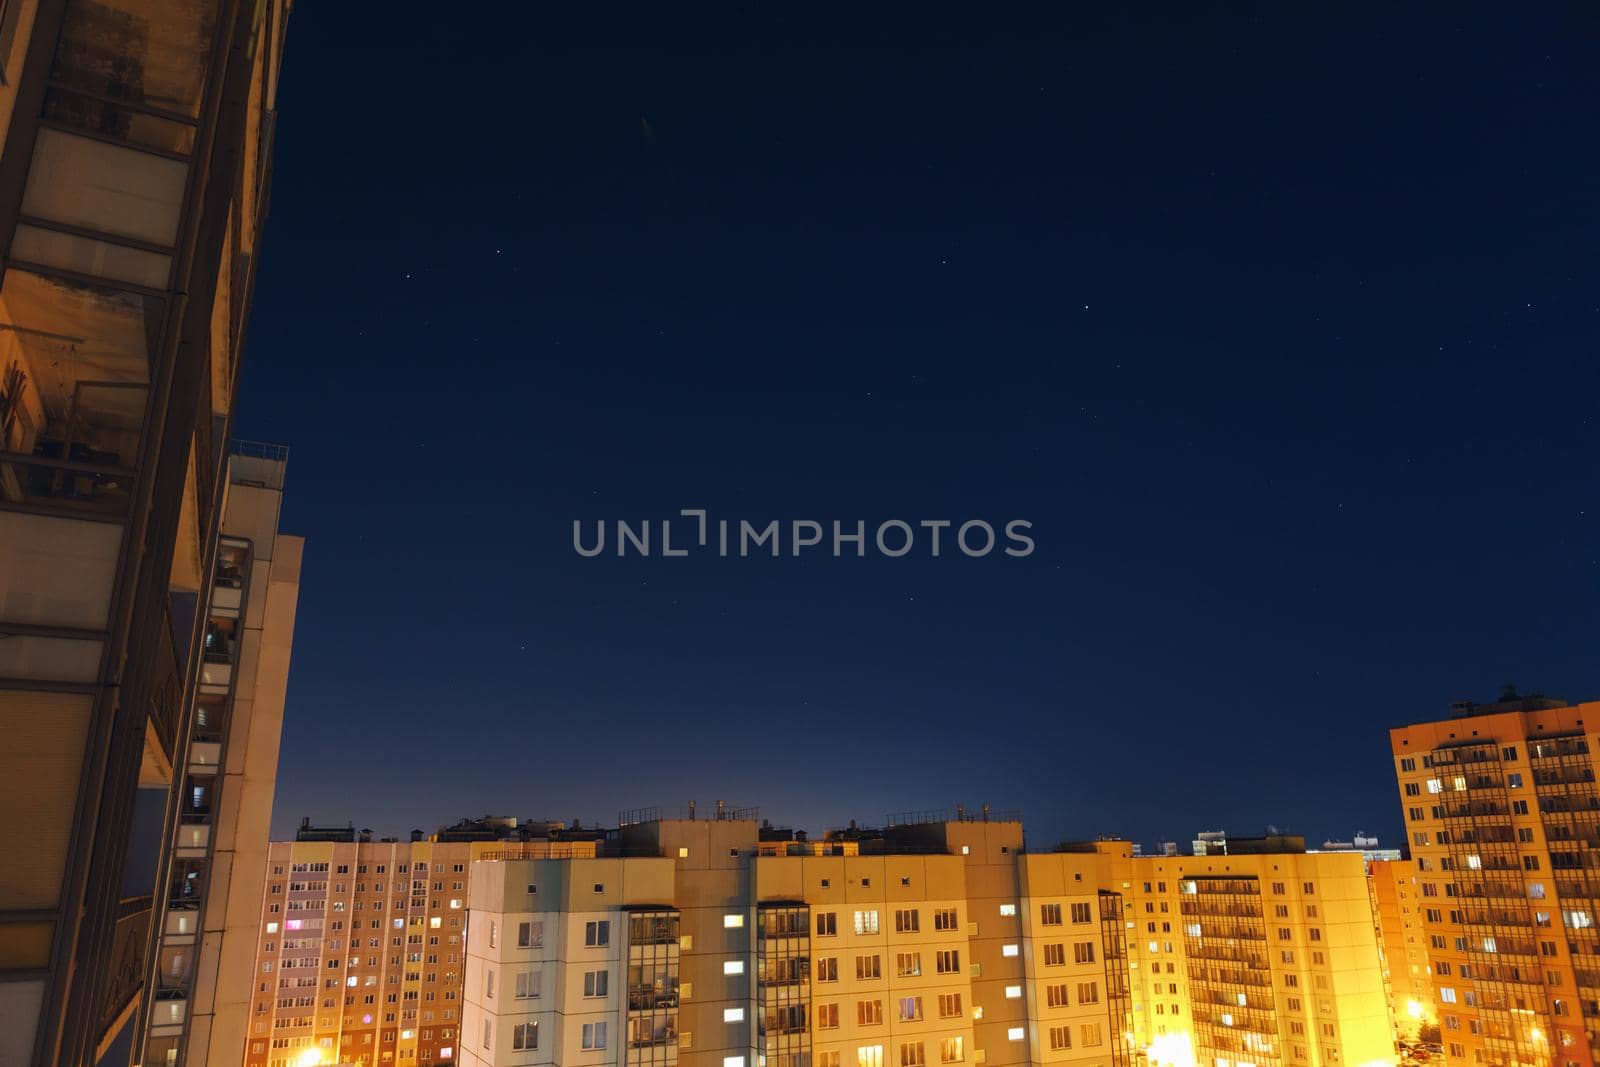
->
[1391,701,1600,1067]
[1367,861,1433,1040]
[1126,852,1394,1067]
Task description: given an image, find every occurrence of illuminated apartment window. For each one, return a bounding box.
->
[724,1008,745,1023]
[940,1038,964,1064]
[859,1046,885,1067]
[1001,944,1018,958]
[725,1059,746,1067]
[679,847,690,858]
[898,997,924,1022]
[1004,985,1022,999]
[725,914,745,929]
[1007,1027,1025,1042]
[998,904,1016,917]
[854,910,880,935]
[724,960,745,976]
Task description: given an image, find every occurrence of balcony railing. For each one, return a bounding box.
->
[99,896,154,1041]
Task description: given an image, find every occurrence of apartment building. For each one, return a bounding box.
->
[0,1,293,1063]
[140,444,304,1067]
[1119,842,1394,1067]
[1390,694,1600,1067]
[457,812,1395,1067]
[243,825,599,1067]
[1368,862,1434,1040]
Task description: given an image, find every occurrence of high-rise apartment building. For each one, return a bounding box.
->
[140,444,303,1067]
[1113,841,1394,1067]
[450,812,1394,1067]
[242,824,600,1067]
[0,0,293,1063]
[1390,695,1600,1067]
[1368,861,1434,1041]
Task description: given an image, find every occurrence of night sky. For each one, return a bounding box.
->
[236,6,1599,849]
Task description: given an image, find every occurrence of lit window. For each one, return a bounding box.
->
[430,917,442,929]
[266,922,279,934]
[961,845,970,855]
[1004,985,1022,999]
[999,904,1016,917]
[725,914,745,929]
[725,1058,746,1067]
[725,1008,745,1023]
[439,1049,452,1060]
[1007,1028,1025,1042]
[679,847,690,858]
[1001,944,1019,957]
[724,960,745,976]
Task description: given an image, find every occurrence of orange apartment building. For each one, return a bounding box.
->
[1391,693,1600,1067]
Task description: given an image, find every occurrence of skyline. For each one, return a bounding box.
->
[236,6,1597,848]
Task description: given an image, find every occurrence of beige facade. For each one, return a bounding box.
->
[451,816,1395,1067]
[142,449,304,1067]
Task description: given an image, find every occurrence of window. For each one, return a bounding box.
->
[1004,984,1023,999]
[938,993,963,1018]
[898,997,923,1022]
[896,953,922,977]
[858,1046,884,1067]
[514,971,539,999]
[513,1023,538,1051]
[1047,984,1070,1008]
[1070,902,1093,923]
[1007,1027,1025,1042]
[482,1020,492,1050]
[487,922,497,949]
[817,957,839,982]
[517,922,541,948]
[581,1022,607,1050]
[895,909,920,933]
[1049,1027,1072,1051]
[933,908,958,931]
[859,1000,884,1026]
[936,949,960,974]
[999,903,1016,917]
[1043,944,1065,966]
[1002,943,1019,957]
[1079,1023,1103,1047]
[820,1055,841,1067]
[940,1038,964,1064]
[583,970,608,997]
[725,1008,746,1023]
[901,1043,926,1067]
[725,914,745,929]
[1040,903,1063,926]
[854,910,880,936]
[1073,941,1096,964]
[1077,981,1099,1004]
[485,970,495,999]
[856,955,881,980]
[817,912,838,936]
[585,921,610,947]
[724,960,745,976]
[817,1004,839,1029]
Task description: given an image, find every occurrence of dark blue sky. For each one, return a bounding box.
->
[238,5,1599,848]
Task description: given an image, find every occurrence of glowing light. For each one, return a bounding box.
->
[1530,1029,1545,1043]
[1146,1031,1197,1067]
[1405,1000,1424,1020]
[295,1050,325,1067]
